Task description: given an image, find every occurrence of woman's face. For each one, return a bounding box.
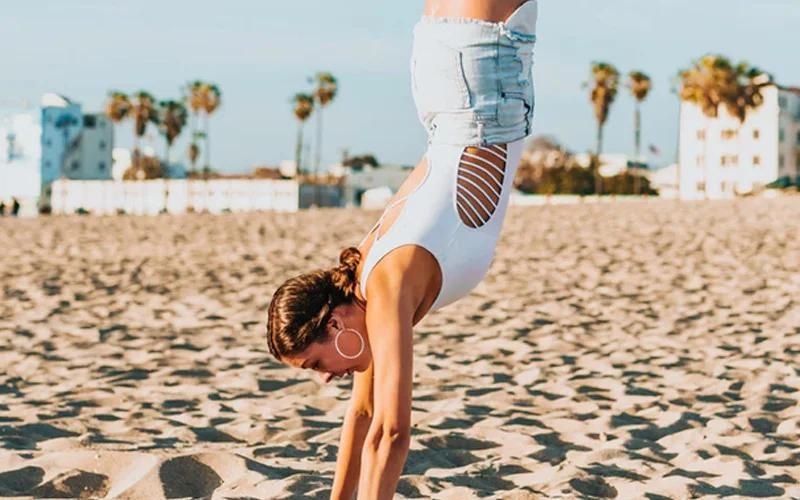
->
[283,304,371,384]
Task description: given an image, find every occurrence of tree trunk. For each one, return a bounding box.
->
[634,101,642,159]
[164,141,171,213]
[703,118,710,200]
[164,140,171,167]
[133,132,141,178]
[634,101,641,196]
[190,111,198,174]
[204,111,211,179]
[314,108,323,206]
[295,121,304,178]
[595,124,604,196]
[675,94,682,201]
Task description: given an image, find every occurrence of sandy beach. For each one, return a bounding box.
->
[1,198,799,499]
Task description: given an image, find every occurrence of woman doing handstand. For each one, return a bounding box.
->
[266,1,538,497]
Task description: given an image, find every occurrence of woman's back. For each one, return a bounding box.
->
[423,0,528,22]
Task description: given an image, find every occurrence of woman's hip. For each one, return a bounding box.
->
[410,16,536,146]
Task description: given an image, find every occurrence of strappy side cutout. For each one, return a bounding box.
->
[456,144,507,228]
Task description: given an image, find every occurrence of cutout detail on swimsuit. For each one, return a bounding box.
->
[359,158,431,249]
[456,144,507,228]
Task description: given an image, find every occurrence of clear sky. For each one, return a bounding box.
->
[2,0,798,172]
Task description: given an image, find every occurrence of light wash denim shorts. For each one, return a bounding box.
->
[410,3,537,146]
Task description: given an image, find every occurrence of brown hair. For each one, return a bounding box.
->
[266,247,361,360]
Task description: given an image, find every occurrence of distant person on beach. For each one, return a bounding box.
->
[266,1,538,497]
[11,197,20,217]
[0,200,5,217]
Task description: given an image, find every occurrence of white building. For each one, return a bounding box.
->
[679,82,800,199]
[341,163,413,208]
[648,163,680,199]
[111,147,132,180]
[279,159,298,178]
[574,153,639,177]
[0,111,42,214]
[40,93,113,200]
[51,179,300,215]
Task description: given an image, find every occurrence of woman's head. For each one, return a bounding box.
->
[266,247,370,382]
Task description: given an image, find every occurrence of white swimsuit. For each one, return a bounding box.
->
[359,141,525,311]
[358,2,538,311]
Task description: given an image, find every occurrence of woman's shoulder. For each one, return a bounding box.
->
[364,245,442,318]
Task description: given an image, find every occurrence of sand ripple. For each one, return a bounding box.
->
[1,199,799,498]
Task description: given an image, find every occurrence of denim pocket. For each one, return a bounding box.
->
[411,44,472,114]
[496,90,530,128]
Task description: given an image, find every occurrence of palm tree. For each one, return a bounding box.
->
[185,82,221,177]
[157,100,188,167]
[725,64,771,125]
[588,62,620,195]
[292,93,314,177]
[105,90,131,140]
[310,72,338,178]
[679,55,748,197]
[627,71,652,195]
[187,143,200,175]
[154,100,187,212]
[130,91,159,174]
[185,81,204,175]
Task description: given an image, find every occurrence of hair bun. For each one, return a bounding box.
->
[339,247,361,272]
[330,247,362,300]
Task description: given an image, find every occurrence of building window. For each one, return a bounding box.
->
[779,96,788,110]
[780,129,785,142]
[797,131,800,145]
[696,130,706,141]
[721,155,739,167]
[697,181,705,192]
[753,155,761,166]
[752,129,760,140]
[99,140,106,150]
[83,115,96,128]
[721,129,738,140]
[696,155,704,167]
[779,154,785,168]
[45,139,52,147]
[98,162,106,171]
[71,161,79,171]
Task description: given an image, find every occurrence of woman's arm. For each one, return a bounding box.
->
[356,290,414,499]
[331,363,374,500]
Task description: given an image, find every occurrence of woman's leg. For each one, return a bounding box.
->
[423,0,528,22]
